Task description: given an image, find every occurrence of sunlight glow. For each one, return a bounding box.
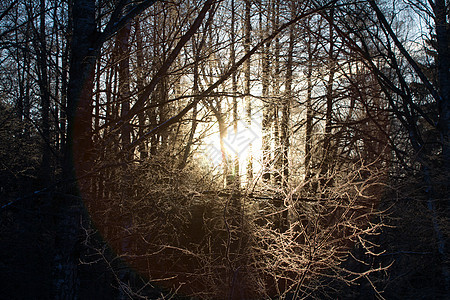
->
[203,112,263,182]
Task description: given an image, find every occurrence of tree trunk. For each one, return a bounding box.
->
[229,0,239,188]
[282,1,294,188]
[434,0,450,204]
[38,0,51,183]
[276,0,296,232]
[272,1,282,186]
[244,0,253,182]
[58,0,97,298]
[261,5,272,183]
[320,8,336,193]
[135,19,148,160]
[118,21,132,154]
[60,2,71,160]
[179,36,200,169]
[117,19,134,299]
[432,0,450,289]
[217,103,229,188]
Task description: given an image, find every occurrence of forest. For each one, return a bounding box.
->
[0,0,449,299]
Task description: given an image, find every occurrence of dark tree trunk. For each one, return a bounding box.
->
[135,19,148,160]
[244,0,252,182]
[179,36,199,169]
[304,19,314,185]
[282,1,294,188]
[320,8,336,193]
[118,21,132,154]
[434,0,450,200]
[272,1,282,186]
[57,0,97,298]
[229,0,239,188]
[432,0,450,289]
[261,6,271,183]
[38,0,51,182]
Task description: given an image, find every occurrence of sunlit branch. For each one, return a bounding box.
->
[125,0,338,153]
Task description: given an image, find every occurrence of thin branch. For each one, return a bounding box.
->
[368,0,441,107]
[125,0,338,152]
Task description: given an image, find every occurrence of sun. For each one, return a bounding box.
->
[202,113,263,181]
